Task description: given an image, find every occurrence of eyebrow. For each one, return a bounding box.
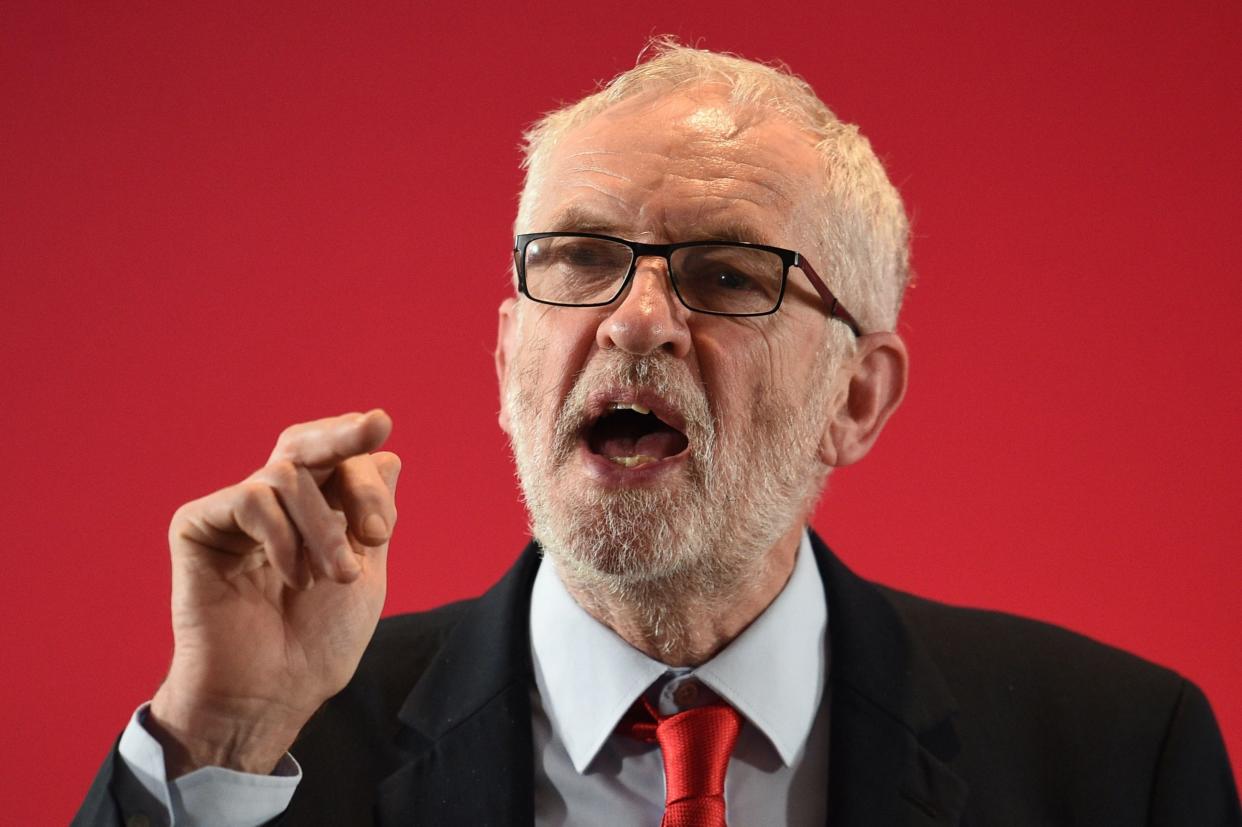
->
[545,205,779,247]
[547,206,623,236]
[696,220,776,247]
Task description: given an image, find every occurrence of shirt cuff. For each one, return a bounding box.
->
[116,703,301,827]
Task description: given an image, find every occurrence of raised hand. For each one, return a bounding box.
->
[148,410,401,777]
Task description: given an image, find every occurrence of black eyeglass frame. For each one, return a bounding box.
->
[513,232,864,337]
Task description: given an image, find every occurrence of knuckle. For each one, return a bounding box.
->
[270,425,301,459]
[264,460,299,490]
[235,481,270,515]
[237,480,272,506]
[373,451,401,475]
[169,501,191,527]
[167,504,192,542]
[168,492,212,533]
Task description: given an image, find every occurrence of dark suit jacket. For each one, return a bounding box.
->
[76,534,1240,825]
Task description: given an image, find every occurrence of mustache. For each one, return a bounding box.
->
[552,353,715,460]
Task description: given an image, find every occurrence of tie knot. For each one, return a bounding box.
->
[620,696,742,826]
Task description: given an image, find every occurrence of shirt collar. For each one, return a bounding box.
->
[529,530,828,772]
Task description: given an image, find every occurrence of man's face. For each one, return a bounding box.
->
[498,87,849,594]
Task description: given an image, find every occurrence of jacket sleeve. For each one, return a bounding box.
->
[71,742,148,827]
[72,728,299,827]
[1148,679,1240,827]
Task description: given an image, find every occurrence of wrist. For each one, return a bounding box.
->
[149,686,310,778]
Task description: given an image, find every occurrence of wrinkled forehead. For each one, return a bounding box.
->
[531,86,823,247]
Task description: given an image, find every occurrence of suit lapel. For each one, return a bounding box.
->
[377,544,542,827]
[811,532,969,825]
[375,536,968,825]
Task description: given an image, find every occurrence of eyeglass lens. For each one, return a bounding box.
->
[523,235,784,315]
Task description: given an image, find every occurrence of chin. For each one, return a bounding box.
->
[540,489,779,605]
[536,488,707,578]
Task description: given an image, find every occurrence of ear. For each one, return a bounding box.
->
[818,331,909,467]
[495,297,519,436]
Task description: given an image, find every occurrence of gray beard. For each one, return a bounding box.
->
[505,347,832,659]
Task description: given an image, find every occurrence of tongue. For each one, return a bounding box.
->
[598,430,684,459]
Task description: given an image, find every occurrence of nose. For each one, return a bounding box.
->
[596,257,692,358]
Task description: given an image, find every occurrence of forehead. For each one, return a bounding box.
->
[533,86,821,247]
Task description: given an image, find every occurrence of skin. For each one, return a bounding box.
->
[496,86,909,664]
[148,84,906,777]
[148,410,401,775]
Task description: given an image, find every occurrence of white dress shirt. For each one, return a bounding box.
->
[117,530,829,825]
[529,530,831,825]
[116,704,299,826]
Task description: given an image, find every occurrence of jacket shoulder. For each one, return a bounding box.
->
[878,585,1186,700]
[874,586,1236,817]
[880,587,1240,819]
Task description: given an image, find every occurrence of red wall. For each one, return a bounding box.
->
[3,1,1238,818]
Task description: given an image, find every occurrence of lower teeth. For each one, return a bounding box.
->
[609,455,658,467]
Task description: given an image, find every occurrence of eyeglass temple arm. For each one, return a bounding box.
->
[794,255,863,337]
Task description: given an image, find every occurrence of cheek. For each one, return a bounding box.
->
[695,338,762,440]
[759,313,830,396]
[695,323,819,440]
[516,309,600,401]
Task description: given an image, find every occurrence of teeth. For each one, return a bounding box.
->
[609,402,652,415]
[608,455,658,467]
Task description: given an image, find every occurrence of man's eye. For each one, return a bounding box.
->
[565,248,603,266]
[710,269,756,291]
[559,244,617,269]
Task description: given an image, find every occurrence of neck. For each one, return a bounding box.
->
[552,523,803,667]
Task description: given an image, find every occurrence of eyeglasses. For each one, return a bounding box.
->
[513,232,863,336]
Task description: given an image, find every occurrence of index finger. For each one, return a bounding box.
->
[267,409,393,475]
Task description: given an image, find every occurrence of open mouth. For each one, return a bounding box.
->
[584,402,690,468]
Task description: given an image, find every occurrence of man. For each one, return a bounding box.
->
[76,41,1238,826]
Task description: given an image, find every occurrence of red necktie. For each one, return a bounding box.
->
[621,696,742,827]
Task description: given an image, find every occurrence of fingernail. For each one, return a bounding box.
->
[363,513,388,541]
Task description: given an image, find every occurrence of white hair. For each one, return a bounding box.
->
[515,36,912,332]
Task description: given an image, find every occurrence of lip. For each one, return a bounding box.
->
[581,387,690,435]
[577,387,691,487]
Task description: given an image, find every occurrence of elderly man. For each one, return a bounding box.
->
[76,42,1237,826]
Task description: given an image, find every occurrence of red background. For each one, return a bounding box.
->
[3,1,1239,818]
